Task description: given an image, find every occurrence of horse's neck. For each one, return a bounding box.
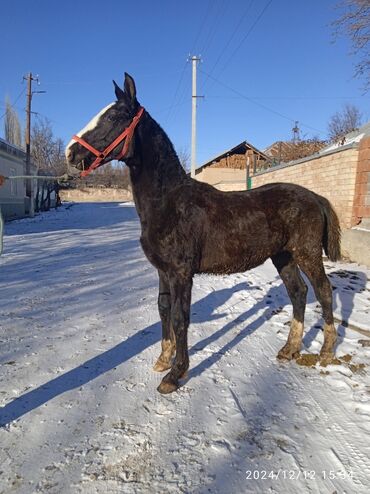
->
[129,113,187,223]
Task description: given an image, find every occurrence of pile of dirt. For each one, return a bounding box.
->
[295,353,365,374]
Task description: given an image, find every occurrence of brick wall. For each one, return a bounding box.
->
[251,145,360,229]
[352,136,370,225]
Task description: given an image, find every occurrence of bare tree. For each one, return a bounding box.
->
[76,161,131,189]
[333,0,370,91]
[4,97,22,147]
[31,117,67,174]
[327,103,363,141]
[31,117,67,211]
[177,145,190,172]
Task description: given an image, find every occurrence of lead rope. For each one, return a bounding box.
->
[0,173,72,256]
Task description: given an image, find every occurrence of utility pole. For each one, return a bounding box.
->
[23,73,45,217]
[24,73,35,198]
[190,55,202,179]
[292,120,300,144]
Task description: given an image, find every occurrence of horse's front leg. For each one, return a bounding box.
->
[153,270,176,372]
[157,274,192,394]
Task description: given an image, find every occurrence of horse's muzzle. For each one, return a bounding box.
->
[66,162,84,176]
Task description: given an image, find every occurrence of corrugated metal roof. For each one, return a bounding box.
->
[320,120,370,154]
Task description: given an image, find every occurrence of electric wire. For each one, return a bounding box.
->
[213,0,274,82]
[201,0,255,91]
[0,87,26,121]
[199,68,326,135]
[198,0,229,57]
[165,0,220,125]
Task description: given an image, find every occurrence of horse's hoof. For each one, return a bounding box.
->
[277,351,300,361]
[157,380,178,394]
[277,344,300,361]
[320,352,334,366]
[153,359,172,372]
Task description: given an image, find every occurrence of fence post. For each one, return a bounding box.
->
[29,177,35,218]
[246,156,252,190]
[0,206,3,255]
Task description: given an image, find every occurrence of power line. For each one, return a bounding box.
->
[165,61,188,124]
[154,100,188,117]
[34,112,58,125]
[41,69,185,86]
[165,1,213,125]
[206,95,370,100]
[0,87,26,121]
[207,0,273,91]
[190,0,214,54]
[199,0,229,56]
[199,68,326,135]
[201,0,255,91]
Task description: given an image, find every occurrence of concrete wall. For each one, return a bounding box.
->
[342,228,370,266]
[195,167,247,191]
[60,187,133,203]
[0,143,26,219]
[251,145,359,229]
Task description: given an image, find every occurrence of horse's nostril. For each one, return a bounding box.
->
[67,163,81,176]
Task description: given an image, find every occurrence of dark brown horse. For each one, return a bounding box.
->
[65,73,341,394]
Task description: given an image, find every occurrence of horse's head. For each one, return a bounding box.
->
[65,73,141,175]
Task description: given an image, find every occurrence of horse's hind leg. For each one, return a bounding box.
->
[298,253,337,364]
[272,252,308,360]
[153,270,176,372]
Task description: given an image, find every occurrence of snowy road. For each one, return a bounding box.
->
[1,202,370,494]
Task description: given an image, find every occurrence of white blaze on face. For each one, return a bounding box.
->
[65,102,115,158]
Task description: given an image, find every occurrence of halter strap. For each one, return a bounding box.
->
[72,106,144,177]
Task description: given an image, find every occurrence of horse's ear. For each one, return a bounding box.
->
[113,80,125,100]
[124,73,137,102]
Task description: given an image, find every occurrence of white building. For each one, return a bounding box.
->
[0,137,36,219]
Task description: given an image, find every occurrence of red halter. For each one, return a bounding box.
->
[72,106,145,177]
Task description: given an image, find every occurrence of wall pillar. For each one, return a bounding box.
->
[351,136,370,227]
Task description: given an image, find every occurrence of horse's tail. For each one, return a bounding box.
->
[316,194,341,262]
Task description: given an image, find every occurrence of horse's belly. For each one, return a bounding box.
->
[199,241,270,275]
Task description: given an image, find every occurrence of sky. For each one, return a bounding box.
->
[0,0,369,167]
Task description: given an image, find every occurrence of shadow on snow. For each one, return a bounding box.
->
[3,202,137,236]
[0,268,365,427]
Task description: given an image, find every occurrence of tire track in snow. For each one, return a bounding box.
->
[265,338,370,493]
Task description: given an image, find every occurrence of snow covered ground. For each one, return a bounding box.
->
[1,202,370,494]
